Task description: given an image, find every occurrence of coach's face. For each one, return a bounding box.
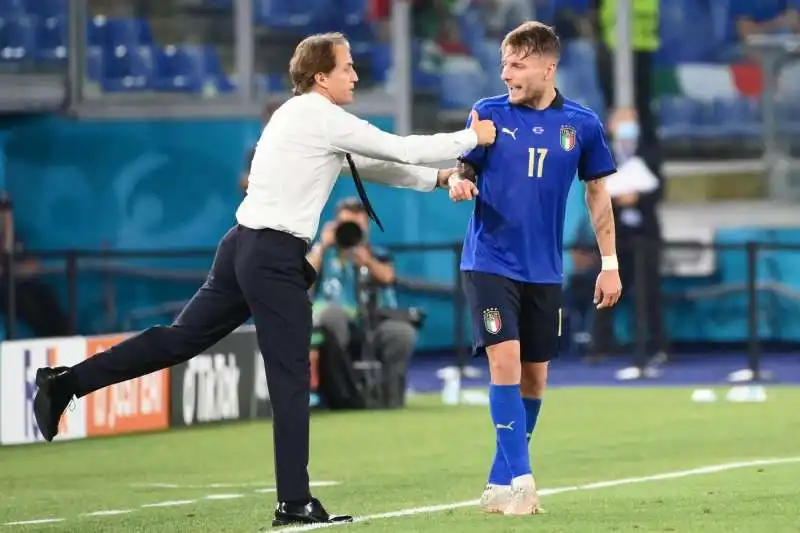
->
[318,44,359,105]
[501,46,556,105]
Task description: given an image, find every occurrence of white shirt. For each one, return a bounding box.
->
[235,91,478,241]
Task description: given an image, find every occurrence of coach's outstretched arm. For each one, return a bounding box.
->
[585,178,622,308]
[343,155,460,192]
[326,108,496,166]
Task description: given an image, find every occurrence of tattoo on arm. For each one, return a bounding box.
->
[456,160,477,183]
[585,179,616,255]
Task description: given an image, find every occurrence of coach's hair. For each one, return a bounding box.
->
[502,21,560,59]
[289,32,349,95]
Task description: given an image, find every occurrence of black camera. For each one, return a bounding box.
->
[334,220,364,248]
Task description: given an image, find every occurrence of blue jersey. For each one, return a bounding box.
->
[459,91,616,284]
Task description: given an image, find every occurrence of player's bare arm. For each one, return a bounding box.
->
[448,160,480,202]
[585,178,622,309]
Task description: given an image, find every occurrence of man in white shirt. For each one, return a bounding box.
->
[31,32,496,527]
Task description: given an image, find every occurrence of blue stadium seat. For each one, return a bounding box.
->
[341,0,367,25]
[0,14,35,61]
[27,0,65,17]
[101,45,153,92]
[0,0,26,17]
[87,16,153,50]
[152,44,230,93]
[713,97,761,138]
[655,0,717,64]
[439,60,486,110]
[34,14,66,60]
[658,96,702,140]
[254,0,334,32]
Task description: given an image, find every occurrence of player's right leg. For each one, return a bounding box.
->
[462,271,533,513]
[33,226,251,442]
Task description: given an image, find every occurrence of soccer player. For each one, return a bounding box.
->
[448,21,622,515]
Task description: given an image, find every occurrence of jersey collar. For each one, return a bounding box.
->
[548,89,565,109]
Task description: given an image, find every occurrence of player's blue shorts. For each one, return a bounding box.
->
[461,270,564,363]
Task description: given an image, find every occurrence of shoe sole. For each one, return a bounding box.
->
[272,517,354,527]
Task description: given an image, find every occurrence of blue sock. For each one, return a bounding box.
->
[523,397,543,443]
[488,384,531,480]
[487,396,544,485]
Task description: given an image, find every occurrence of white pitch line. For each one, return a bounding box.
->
[132,480,341,490]
[140,500,196,508]
[205,494,245,500]
[275,456,800,532]
[84,510,133,517]
[3,518,65,526]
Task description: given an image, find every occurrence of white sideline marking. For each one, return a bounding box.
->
[3,519,64,526]
[140,500,196,508]
[132,480,341,490]
[276,457,800,532]
[206,494,245,500]
[84,510,132,517]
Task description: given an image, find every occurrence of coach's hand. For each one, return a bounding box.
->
[448,175,479,202]
[594,269,622,309]
[470,110,496,146]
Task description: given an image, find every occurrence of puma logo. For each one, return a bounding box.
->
[501,127,518,140]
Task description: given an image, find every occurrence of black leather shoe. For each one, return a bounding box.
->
[33,367,76,442]
[272,497,353,527]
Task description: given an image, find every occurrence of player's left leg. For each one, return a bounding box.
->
[514,282,564,514]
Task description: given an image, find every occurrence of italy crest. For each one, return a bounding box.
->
[482,308,502,334]
[560,125,577,151]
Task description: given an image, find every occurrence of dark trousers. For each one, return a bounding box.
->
[70,225,316,502]
[593,248,667,365]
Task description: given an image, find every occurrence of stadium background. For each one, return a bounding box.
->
[0,0,798,439]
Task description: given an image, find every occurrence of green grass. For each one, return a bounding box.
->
[1,386,799,532]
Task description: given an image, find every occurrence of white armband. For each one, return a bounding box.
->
[601,255,619,271]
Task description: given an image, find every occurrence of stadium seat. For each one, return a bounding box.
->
[152,44,230,94]
[657,96,702,140]
[0,0,26,17]
[27,0,65,17]
[439,58,486,110]
[34,14,66,60]
[101,45,154,92]
[87,16,153,50]
[254,0,334,33]
[713,97,760,138]
[0,14,35,61]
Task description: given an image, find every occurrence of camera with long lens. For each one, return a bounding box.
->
[334,220,364,249]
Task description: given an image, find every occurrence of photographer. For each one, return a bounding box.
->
[305,198,418,409]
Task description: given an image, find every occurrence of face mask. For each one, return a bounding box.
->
[615,121,640,141]
[613,121,640,162]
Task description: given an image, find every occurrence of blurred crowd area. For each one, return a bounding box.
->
[2,0,800,159]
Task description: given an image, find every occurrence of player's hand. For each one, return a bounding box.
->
[469,110,496,146]
[594,269,622,309]
[436,167,458,189]
[320,221,337,249]
[448,176,479,202]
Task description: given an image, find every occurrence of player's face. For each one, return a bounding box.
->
[318,44,359,105]
[501,46,556,105]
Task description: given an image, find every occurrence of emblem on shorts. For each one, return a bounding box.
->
[560,126,577,151]
[482,307,502,335]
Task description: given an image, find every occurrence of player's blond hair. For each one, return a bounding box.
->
[502,21,561,59]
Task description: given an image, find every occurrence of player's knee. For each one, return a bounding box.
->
[521,362,548,398]
[486,341,522,384]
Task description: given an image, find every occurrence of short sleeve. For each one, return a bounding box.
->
[578,115,617,182]
[458,106,490,172]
